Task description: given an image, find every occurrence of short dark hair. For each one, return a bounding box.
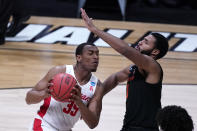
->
[75,42,96,57]
[156,105,194,131]
[151,33,169,59]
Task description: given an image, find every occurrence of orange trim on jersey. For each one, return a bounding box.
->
[126,76,134,99]
[126,84,129,99]
[38,96,51,118]
[129,76,134,81]
[33,118,43,131]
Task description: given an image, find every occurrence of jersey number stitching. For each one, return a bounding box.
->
[63,101,79,116]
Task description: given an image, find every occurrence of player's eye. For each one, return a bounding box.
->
[88,51,93,55]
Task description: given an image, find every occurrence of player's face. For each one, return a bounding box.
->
[79,45,99,72]
[135,35,156,56]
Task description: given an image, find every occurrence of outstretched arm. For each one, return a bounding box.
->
[103,66,130,95]
[81,8,160,76]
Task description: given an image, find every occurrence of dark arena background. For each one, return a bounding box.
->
[27,0,197,25]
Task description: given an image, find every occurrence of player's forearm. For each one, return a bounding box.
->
[103,74,119,95]
[25,90,45,104]
[78,102,99,129]
[92,28,129,56]
[92,28,151,69]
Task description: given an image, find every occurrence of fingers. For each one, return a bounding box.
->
[69,86,82,103]
[80,8,84,13]
[47,79,54,90]
[48,82,53,88]
[80,8,85,19]
[42,88,52,99]
[80,8,96,33]
[46,82,53,97]
[46,88,53,95]
[80,8,89,20]
[71,86,81,97]
[80,8,85,17]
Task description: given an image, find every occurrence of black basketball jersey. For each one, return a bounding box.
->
[123,65,163,130]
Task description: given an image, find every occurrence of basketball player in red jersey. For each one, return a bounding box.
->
[25,43,104,131]
[81,8,169,131]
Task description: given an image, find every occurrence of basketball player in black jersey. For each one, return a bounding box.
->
[81,8,169,131]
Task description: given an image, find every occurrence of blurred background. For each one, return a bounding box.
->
[26,0,197,25]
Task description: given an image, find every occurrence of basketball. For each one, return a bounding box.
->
[49,73,77,102]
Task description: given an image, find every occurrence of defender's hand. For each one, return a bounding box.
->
[80,8,97,32]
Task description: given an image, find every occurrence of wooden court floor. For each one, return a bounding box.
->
[0,16,197,130]
[0,85,197,131]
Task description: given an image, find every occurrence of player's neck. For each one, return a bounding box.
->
[74,64,91,85]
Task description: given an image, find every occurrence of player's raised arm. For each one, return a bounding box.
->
[81,8,167,77]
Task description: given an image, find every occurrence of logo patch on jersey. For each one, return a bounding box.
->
[90,81,95,86]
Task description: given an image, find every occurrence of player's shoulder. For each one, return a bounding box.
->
[48,65,67,75]
[94,79,105,98]
[143,54,162,68]
[96,79,104,91]
[96,79,102,86]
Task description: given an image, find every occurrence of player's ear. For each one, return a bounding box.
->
[152,48,160,56]
[76,55,82,62]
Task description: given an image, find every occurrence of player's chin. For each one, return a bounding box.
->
[91,67,97,72]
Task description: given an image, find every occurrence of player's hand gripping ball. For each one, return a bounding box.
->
[49,73,77,102]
